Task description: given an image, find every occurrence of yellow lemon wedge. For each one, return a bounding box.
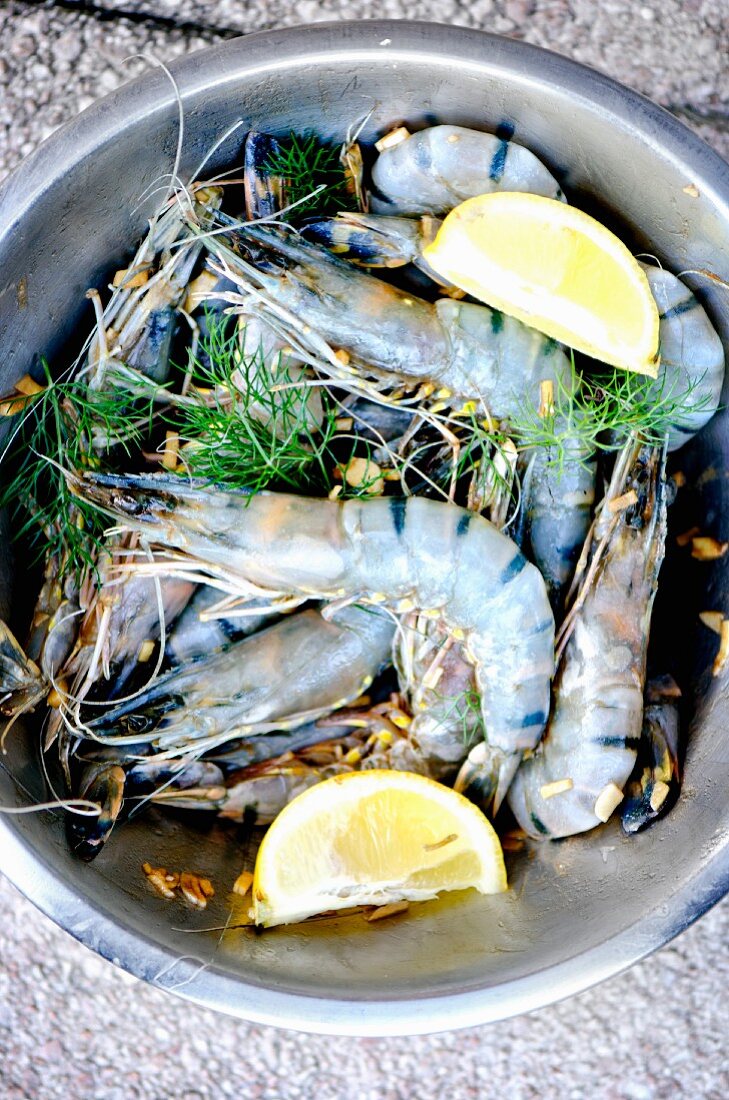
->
[250,770,507,927]
[423,192,660,377]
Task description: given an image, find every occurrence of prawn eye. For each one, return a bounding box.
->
[114,492,147,516]
[125,713,155,734]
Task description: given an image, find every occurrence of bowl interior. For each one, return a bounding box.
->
[1,24,728,1034]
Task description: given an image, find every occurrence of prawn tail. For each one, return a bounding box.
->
[0,620,48,724]
[66,763,126,861]
[453,742,520,816]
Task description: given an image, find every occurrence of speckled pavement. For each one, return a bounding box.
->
[1,2,729,1097]
[2,0,728,177]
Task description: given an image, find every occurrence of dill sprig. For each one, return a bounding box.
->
[509,358,713,468]
[437,686,486,750]
[266,132,354,217]
[0,361,158,579]
[171,313,404,501]
[172,312,340,495]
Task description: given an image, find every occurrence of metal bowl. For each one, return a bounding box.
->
[1,21,728,1036]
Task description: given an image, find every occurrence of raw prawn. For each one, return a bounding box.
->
[506,438,668,838]
[86,605,395,758]
[224,227,598,603]
[73,472,555,800]
[217,225,575,417]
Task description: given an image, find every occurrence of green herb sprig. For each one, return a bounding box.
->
[509,357,713,469]
[172,311,339,495]
[0,361,159,579]
[266,132,355,217]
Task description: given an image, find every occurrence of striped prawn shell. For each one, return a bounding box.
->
[73,473,555,768]
[508,441,668,839]
[369,125,564,216]
[641,263,725,452]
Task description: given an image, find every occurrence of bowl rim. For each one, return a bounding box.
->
[1,18,728,1036]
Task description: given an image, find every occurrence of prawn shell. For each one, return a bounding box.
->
[73,473,555,770]
[508,442,668,838]
[244,131,285,221]
[642,264,725,451]
[370,125,563,215]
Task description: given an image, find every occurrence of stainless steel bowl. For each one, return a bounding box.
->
[1,21,728,1036]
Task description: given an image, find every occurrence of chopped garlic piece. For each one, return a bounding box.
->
[179,871,215,908]
[594,783,624,823]
[675,526,700,547]
[142,863,179,900]
[712,620,729,676]
[691,536,728,560]
[184,269,219,312]
[375,126,410,153]
[607,489,639,514]
[14,374,44,397]
[0,397,29,417]
[649,781,671,813]
[540,778,574,799]
[233,871,254,898]
[699,611,724,635]
[161,431,179,470]
[538,379,554,418]
[344,457,384,495]
[365,900,410,922]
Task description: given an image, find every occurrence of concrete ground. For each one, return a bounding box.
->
[1,2,728,1097]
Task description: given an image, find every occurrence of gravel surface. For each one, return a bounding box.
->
[1,876,728,1100]
[1,0,728,179]
[1,2,728,1097]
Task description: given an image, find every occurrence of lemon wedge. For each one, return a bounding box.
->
[423,192,660,377]
[250,770,507,927]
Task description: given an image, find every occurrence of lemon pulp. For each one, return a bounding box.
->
[251,769,507,927]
